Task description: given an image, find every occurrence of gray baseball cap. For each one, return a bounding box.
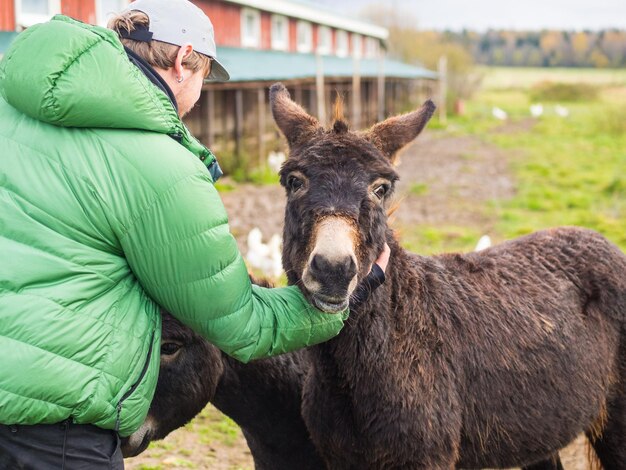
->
[123,0,230,82]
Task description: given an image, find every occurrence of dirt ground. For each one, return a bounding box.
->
[126,130,592,469]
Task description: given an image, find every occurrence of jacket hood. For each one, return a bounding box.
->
[0,15,181,132]
[0,15,221,178]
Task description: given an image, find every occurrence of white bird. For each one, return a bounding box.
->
[492,107,508,120]
[474,235,492,252]
[246,228,267,264]
[266,234,283,278]
[530,104,544,117]
[268,151,286,174]
[246,228,284,278]
[555,105,570,118]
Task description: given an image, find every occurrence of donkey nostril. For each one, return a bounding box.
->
[344,257,357,279]
[310,254,324,274]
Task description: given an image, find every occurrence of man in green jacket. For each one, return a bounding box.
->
[0,0,389,467]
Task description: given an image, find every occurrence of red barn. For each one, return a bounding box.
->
[0,0,437,173]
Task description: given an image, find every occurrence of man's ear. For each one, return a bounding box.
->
[363,100,436,163]
[270,82,321,148]
[174,43,194,81]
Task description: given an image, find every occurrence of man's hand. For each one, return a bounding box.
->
[350,243,391,309]
[374,243,391,273]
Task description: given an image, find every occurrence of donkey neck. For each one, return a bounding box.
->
[355,235,425,324]
[213,352,325,470]
[309,235,434,376]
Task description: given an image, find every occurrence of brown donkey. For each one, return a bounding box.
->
[123,311,564,469]
[271,83,626,469]
[121,312,325,470]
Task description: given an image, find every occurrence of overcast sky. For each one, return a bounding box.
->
[315,0,626,30]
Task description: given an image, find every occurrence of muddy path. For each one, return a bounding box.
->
[126,130,590,470]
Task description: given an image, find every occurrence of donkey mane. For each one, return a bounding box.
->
[331,94,349,134]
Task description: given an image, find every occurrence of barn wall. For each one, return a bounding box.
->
[260,10,271,49]
[196,0,241,47]
[288,17,296,52]
[311,23,317,52]
[61,0,96,24]
[0,0,15,30]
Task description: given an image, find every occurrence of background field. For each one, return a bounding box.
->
[126,66,626,469]
[480,66,626,89]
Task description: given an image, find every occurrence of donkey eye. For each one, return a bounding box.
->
[161,342,182,356]
[287,175,304,192]
[372,184,390,200]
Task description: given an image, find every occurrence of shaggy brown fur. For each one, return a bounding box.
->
[124,310,564,470]
[270,82,626,470]
[120,310,325,470]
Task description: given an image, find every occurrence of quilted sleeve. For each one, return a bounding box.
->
[119,171,347,363]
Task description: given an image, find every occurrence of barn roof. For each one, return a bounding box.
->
[224,0,389,40]
[0,31,19,58]
[0,32,436,82]
[215,47,438,82]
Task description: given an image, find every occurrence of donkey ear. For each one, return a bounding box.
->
[364,100,436,162]
[270,83,321,148]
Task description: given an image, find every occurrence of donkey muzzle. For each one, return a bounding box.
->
[121,417,155,457]
[302,217,359,313]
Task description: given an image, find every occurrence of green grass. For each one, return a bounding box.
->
[396,223,484,255]
[131,406,248,469]
[147,440,175,452]
[409,182,429,196]
[450,76,626,251]
[214,180,237,192]
[479,66,626,90]
[446,88,531,135]
[529,82,599,102]
[492,113,626,248]
[431,67,626,252]
[238,164,281,185]
[188,406,242,447]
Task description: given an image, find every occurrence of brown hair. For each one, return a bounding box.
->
[108,10,211,76]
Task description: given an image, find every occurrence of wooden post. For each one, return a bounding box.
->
[438,55,448,125]
[257,87,266,166]
[234,89,244,165]
[204,89,215,146]
[352,56,361,129]
[377,55,385,121]
[308,84,317,117]
[362,81,368,125]
[294,86,303,107]
[316,52,326,125]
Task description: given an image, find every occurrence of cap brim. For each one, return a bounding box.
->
[205,58,230,82]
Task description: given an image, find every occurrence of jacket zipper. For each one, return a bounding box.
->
[115,330,155,432]
[169,132,183,143]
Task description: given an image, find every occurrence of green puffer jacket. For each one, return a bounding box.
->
[0,15,347,437]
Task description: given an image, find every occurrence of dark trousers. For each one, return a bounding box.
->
[0,420,123,470]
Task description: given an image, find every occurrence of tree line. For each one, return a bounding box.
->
[448,29,626,68]
[362,6,626,69]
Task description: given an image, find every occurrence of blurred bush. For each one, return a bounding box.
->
[593,105,626,136]
[529,82,599,102]
[361,6,482,114]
